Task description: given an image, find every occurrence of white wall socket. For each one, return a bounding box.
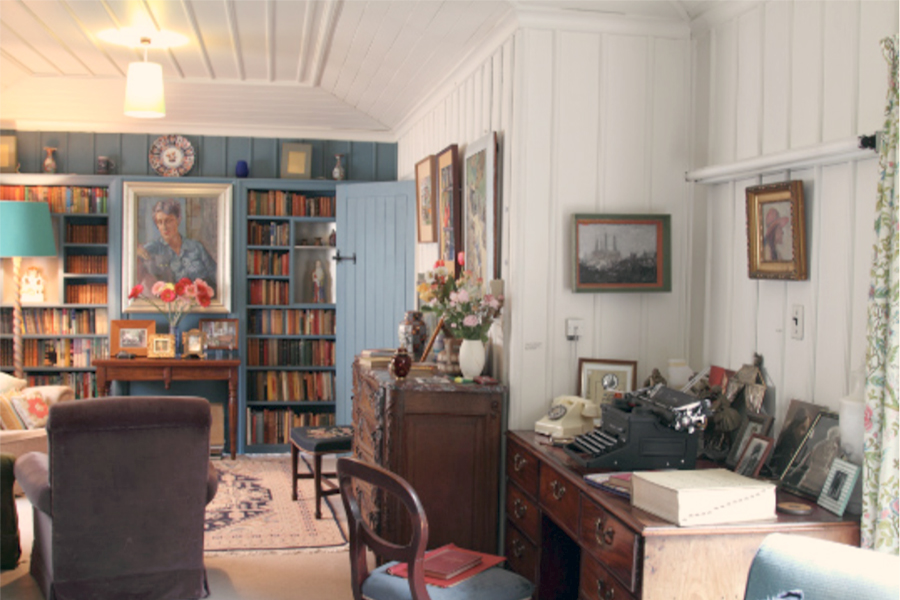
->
[791,305,804,340]
[566,318,584,340]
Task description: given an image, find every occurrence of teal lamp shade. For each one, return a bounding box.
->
[0,201,57,257]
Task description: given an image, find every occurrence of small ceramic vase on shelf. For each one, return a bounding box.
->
[459,339,486,379]
[333,154,346,181]
[389,347,412,380]
[398,310,427,360]
[43,147,57,174]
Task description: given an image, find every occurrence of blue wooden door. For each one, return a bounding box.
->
[335,181,416,424]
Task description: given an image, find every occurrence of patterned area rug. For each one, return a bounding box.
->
[204,455,348,555]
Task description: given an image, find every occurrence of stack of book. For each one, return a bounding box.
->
[584,472,633,499]
[386,543,506,588]
[358,348,395,368]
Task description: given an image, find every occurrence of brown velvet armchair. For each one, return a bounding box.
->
[14,396,219,600]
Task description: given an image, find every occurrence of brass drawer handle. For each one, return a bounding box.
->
[594,516,615,546]
[597,578,615,599]
[513,498,528,519]
[511,538,525,558]
[550,479,566,500]
[513,453,527,472]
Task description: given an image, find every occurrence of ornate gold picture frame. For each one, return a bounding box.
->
[746,181,808,280]
[147,334,175,358]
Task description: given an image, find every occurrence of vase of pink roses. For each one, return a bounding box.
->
[128,278,214,356]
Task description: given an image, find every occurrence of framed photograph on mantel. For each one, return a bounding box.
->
[573,213,671,293]
[463,132,499,284]
[122,181,232,314]
[415,155,437,243]
[436,144,461,275]
[745,180,807,280]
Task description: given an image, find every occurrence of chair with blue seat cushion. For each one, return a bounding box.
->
[290,425,353,519]
[337,456,534,600]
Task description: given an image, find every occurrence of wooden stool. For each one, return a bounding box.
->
[290,425,353,519]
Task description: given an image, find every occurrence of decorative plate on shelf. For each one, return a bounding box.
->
[149,134,195,177]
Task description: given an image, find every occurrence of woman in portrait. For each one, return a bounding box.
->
[137,198,217,292]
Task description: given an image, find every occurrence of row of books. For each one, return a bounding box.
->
[248,221,291,246]
[65,283,108,304]
[248,280,290,306]
[66,223,108,244]
[247,249,290,276]
[20,337,109,368]
[247,190,335,217]
[246,339,335,367]
[245,408,335,445]
[0,307,109,335]
[65,255,108,275]
[247,308,335,335]
[247,370,335,402]
[23,372,100,400]
[0,186,109,214]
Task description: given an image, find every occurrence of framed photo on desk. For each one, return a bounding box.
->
[577,358,637,406]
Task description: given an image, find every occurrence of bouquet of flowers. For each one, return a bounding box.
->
[417,261,503,342]
[128,278,214,330]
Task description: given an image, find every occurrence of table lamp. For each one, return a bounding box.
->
[0,201,57,378]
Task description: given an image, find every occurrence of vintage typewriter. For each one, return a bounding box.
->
[564,385,711,471]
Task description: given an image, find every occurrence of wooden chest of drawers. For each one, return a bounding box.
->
[504,431,860,600]
[351,361,505,553]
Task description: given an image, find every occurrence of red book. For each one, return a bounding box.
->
[386,544,506,588]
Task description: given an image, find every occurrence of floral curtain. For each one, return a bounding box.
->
[862,34,899,554]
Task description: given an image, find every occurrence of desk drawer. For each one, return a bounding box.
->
[505,521,538,585]
[539,464,579,536]
[507,437,539,497]
[581,552,637,600]
[580,495,639,593]
[506,481,540,543]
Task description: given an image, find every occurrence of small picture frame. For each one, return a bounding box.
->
[199,318,239,350]
[817,458,860,516]
[745,180,807,280]
[780,410,842,499]
[0,135,17,173]
[147,334,175,358]
[726,412,775,469]
[436,144,462,275]
[577,358,638,407]
[110,319,156,357]
[734,434,774,478]
[181,328,205,358]
[573,213,672,292]
[280,142,313,179]
[416,154,437,243]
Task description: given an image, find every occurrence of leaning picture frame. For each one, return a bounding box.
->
[573,213,672,292]
[577,358,638,407]
[780,410,841,500]
[147,333,175,358]
[415,155,437,243]
[734,434,774,478]
[817,458,860,516]
[122,181,232,314]
[110,319,156,357]
[199,318,239,350]
[280,142,313,179]
[745,180,807,280]
[463,131,499,284]
[436,144,462,274]
[726,411,775,469]
[763,399,824,480]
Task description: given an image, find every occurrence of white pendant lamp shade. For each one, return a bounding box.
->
[125,60,165,118]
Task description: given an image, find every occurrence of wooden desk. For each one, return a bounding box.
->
[505,430,860,600]
[93,358,241,459]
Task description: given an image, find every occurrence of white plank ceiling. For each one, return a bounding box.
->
[0,0,716,141]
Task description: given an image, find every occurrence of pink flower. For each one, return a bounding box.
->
[151,281,168,296]
[864,404,874,431]
[159,287,176,303]
[456,288,469,303]
[484,294,500,309]
[463,315,479,327]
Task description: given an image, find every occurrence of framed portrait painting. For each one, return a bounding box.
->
[577,358,637,407]
[436,144,461,274]
[573,214,672,292]
[763,399,824,480]
[745,180,807,280]
[416,155,437,243]
[122,181,232,314]
[463,132,499,284]
[110,319,156,357]
[780,410,841,499]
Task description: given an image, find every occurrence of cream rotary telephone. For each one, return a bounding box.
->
[535,396,600,440]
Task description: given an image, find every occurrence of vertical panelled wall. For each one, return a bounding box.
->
[508,27,691,430]
[396,33,517,388]
[693,0,897,435]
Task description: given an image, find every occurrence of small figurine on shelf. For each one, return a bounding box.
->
[312,260,327,303]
